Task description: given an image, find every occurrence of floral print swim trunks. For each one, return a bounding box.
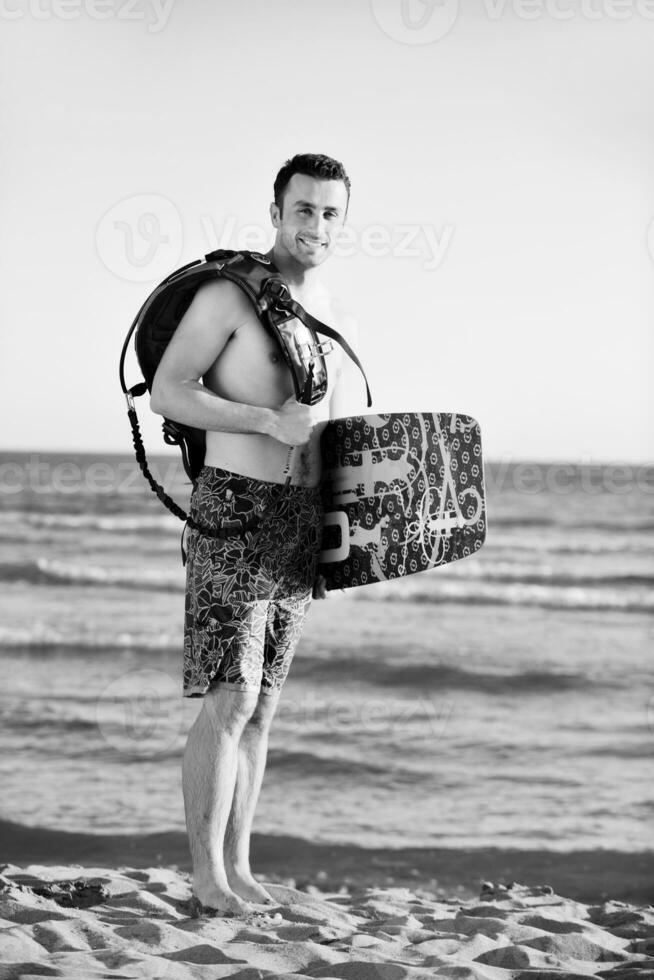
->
[183,466,324,698]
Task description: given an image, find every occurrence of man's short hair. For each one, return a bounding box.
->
[273,153,351,215]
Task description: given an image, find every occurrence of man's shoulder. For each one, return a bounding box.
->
[186,277,256,337]
[194,276,252,312]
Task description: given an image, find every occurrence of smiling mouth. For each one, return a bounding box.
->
[298,237,326,248]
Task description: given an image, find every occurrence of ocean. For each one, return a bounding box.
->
[1,450,652,873]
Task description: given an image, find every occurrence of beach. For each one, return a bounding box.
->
[2,859,653,979]
[0,451,652,976]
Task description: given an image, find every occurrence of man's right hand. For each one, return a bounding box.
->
[271,395,317,446]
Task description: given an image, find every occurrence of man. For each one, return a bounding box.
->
[150,153,366,915]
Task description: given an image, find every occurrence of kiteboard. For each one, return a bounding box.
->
[318,412,486,591]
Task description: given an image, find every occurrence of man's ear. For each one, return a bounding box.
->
[270,201,281,229]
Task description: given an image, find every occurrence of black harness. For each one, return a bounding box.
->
[119,248,372,548]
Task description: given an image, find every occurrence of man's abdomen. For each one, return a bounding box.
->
[204,428,324,488]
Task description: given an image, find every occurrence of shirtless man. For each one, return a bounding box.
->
[149,154,366,915]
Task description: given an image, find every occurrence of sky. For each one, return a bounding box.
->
[1,0,653,463]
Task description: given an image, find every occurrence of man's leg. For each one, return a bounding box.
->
[223,594,310,900]
[224,690,281,903]
[182,684,259,914]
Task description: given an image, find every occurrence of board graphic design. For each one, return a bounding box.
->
[319,412,486,591]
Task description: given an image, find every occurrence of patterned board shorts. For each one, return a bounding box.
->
[183,466,324,699]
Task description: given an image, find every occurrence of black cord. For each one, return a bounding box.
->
[127,406,261,540]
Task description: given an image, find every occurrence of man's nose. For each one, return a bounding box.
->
[305,214,326,239]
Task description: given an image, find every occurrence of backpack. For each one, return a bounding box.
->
[119,248,371,538]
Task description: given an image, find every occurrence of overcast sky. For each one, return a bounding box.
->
[1,0,653,463]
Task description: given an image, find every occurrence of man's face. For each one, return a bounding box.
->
[270,173,348,268]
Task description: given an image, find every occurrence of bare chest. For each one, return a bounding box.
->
[203,307,344,412]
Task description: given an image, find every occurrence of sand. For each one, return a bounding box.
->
[1,864,653,980]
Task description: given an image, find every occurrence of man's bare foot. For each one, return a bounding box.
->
[226,866,276,905]
[192,878,252,917]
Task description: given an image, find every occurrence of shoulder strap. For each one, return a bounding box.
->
[282,297,372,408]
[206,250,372,408]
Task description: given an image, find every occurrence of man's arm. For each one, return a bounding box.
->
[149,280,312,446]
